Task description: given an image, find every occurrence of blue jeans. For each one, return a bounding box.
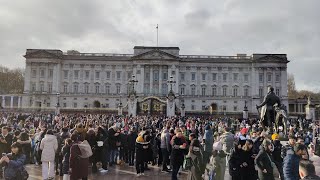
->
[109,149,118,164]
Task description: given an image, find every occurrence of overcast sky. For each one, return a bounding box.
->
[0,0,319,91]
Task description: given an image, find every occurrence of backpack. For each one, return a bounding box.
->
[17,166,29,180]
[77,140,93,158]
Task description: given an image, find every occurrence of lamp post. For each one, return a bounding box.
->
[167,75,176,93]
[129,75,138,94]
[56,92,60,115]
[118,91,123,116]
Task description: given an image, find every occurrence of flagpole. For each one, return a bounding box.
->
[156,24,159,47]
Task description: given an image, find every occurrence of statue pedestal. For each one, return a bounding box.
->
[181,109,185,117]
[243,110,248,120]
[306,106,316,121]
[118,105,123,116]
[128,98,137,117]
[167,99,175,118]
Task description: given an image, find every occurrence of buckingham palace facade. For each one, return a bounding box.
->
[22,46,289,115]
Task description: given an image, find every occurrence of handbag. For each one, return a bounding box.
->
[267,154,279,178]
[77,140,93,158]
[17,166,29,180]
[183,156,192,170]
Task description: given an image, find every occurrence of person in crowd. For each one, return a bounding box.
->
[229,140,242,180]
[0,142,26,180]
[299,160,320,180]
[127,127,137,166]
[92,126,108,173]
[61,138,72,180]
[171,128,187,180]
[202,124,213,164]
[282,135,297,159]
[161,124,171,172]
[239,139,256,180]
[40,129,58,180]
[283,144,308,180]
[69,133,89,180]
[186,138,204,180]
[108,125,120,166]
[252,131,266,155]
[135,130,150,176]
[206,141,226,180]
[272,133,284,180]
[255,139,275,180]
[17,131,31,164]
[35,126,47,165]
[219,127,234,155]
[0,126,14,155]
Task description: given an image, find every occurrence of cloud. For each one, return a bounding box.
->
[0,0,319,91]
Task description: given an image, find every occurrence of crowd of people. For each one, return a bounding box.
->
[0,112,319,180]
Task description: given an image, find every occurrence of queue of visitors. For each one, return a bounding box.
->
[0,112,319,180]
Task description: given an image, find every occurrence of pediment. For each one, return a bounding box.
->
[24,50,62,59]
[255,54,289,63]
[131,50,179,60]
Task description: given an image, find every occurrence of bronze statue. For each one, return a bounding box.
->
[256,86,281,133]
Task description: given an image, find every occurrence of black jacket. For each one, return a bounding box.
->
[303,175,320,180]
[0,133,13,154]
[272,139,283,163]
[127,131,137,150]
[255,148,274,180]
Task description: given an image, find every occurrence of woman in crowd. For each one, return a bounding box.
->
[255,139,275,180]
[17,131,31,164]
[229,140,242,180]
[61,138,72,180]
[40,129,58,180]
[171,128,187,180]
[135,130,150,176]
[187,138,204,180]
[272,133,284,180]
[0,142,26,180]
[207,141,226,180]
[69,133,89,180]
[239,139,256,180]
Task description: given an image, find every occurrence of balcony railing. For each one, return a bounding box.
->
[64,52,133,57]
[179,55,252,59]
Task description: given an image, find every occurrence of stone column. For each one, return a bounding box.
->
[167,99,176,117]
[159,66,162,95]
[118,104,123,116]
[150,66,153,95]
[128,97,137,117]
[24,62,32,92]
[18,96,21,108]
[10,96,14,108]
[1,96,5,108]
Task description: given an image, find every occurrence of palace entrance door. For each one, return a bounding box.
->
[137,96,166,115]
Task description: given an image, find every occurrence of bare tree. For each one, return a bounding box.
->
[0,65,24,94]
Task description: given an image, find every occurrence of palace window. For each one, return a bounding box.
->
[276,74,280,82]
[73,103,77,108]
[74,70,79,80]
[202,73,206,81]
[244,74,249,82]
[40,69,45,78]
[116,71,121,80]
[40,83,44,92]
[267,73,272,82]
[85,71,90,80]
[201,87,206,96]
[106,71,111,80]
[49,69,53,78]
[63,84,68,93]
[233,87,238,97]
[191,73,196,81]
[212,73,217,81]
[95,71,100,80]
[212,87,217,96]
[244,87,249,97]
[31,83,36,92]
[84,84,89,94]
[223,73,227,82]
[64,70,68,79]
[154,71,159,81]
[234,106,238,112]
[180,73,185,81]
[48,83,52,93]
[223,87,227,96]
[191,86,196,96]
[73,84,79,93]
[233,73,238,82]
[32,70,37,78]
[162,84,168,95]
[105,85,110,95]
[180,87,185,95]
[116,84,121,94]
[259,73,264,83]
[276,88,280,96]
[191,105,195,110]
[163,72,168,80]
[202,105,206,110]
[259,87,264,97]
[95,84,100,94]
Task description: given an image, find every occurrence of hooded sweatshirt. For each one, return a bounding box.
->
[40,134,58,162]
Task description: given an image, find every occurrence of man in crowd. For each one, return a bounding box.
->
[283,144,308,180]
[299,160,320,180]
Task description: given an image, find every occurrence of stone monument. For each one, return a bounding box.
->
[306,96,316,121]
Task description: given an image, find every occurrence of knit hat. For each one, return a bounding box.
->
[271,133,279,140]
[262,139,272,147]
